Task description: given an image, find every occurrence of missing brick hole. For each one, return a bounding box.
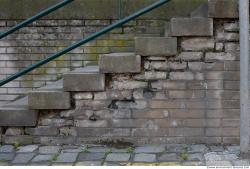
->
[143,89,155,99]
[89,114,98,121]
[108,98,135,109]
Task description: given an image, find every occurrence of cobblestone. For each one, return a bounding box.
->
[0,153,14,161]
[17,145,39,153]
[0,144,246,166]
[76,161,102,166]
[12,153,36,164]
[134,145,165,153]
[31,154,53,163]
[39,146,60,154]
[78,153,105,161]
[134,153,156,162]
[158,153,178,162]
[0,145,14,153]
[55,153,78,163]
[106,153,131,162]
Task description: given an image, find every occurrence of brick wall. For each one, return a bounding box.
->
[0,19,165,104]
[2,18,243,145]
[0,0,243,145]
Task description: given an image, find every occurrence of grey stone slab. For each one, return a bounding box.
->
[0,153,15,161]
[28,91,71,110]
[0,145,14,153]
[209,146,224,152]
[103,162,129,166]
[206,160,232,166]
[99,53,141,73]
[17,145,39,153]
[227,145,240,153]
[135,37,177,56]
[106,153,130,162]
[170,18,213,36]
[182,161,204,166]
[39,79,63,90]
[55,153,78,163]
[52,163,74,166]
[135,145,165,153]
[39,146,61,154]
[208,0,238,18]
[204,152,223,161]
[88,147,108,153]
[223,153,238,161]
[188,144,208,153]
[111,148,127,153]
[78,153,105,161]
[0,106,37,127]
[61,148,82,153]
[31,154,54,163]
[29,162,51,166]
[134,153,156,162]
[158,153,178,162]
[166,144,187,153]
[233,160,250,166]
[188,153,204,162]
[75,161,102,166]
[12,153,36,164]
[63,66,105,92]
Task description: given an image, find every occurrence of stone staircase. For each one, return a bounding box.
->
[0,0,240,145]
[0,4,213,127]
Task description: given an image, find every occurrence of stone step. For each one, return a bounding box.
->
[0,97,38,126]
[135,37,177,56]
[170,17,213,37]
[63,66,105,92]
[28,80,71,110]
[99,53,141,73]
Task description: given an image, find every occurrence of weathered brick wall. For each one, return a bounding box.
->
[1,17,242,145]
[0,0,205,105]
[0,0,242,145]
[0,19,166,104]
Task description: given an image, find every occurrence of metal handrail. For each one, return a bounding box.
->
[0,0,74,39]
[0,0,171,86]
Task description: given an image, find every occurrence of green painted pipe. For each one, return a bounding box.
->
[0,0,171,86]
[0,0,74,39]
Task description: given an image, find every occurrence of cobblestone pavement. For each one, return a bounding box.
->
[0,144,248,166]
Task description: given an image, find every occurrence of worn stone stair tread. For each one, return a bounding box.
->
[63,66,105,92]
[0,97,38,126]
[38,79,63,91]
[69,66,100,73]
[135,37,177,56]
[170,17,213,36]
[99,52,141,73]
[28,79,71,110]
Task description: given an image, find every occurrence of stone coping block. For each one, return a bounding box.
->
[135,37,177,56]
[170,18,213,36]
[63,66,105,92]
[99,53,141,73]
[28,91,71,110]
[0,97,37,126]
